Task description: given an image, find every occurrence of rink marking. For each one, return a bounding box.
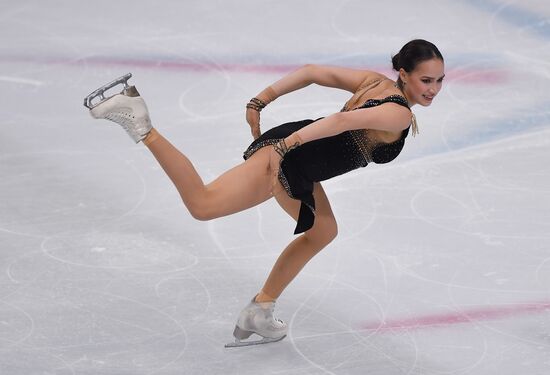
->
[75,58,505,84]
[0,75,44,86]
[0,55,506,84]
[362,301,550,332]
[464,0,550,40]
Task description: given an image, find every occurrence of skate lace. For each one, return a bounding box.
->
[105,111,135,123]
[105,111,137,131]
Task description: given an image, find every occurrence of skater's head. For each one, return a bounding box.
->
[392,39,445,107]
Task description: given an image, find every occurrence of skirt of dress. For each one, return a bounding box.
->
[243,119,367,234]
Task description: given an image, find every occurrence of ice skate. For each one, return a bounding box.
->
[84,73,152,143]
[225,297,288,348]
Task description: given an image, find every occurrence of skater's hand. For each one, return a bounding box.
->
[268,133,303,195]
[268,145,283,195]
[246,107,262,140]
[246,89,277,140]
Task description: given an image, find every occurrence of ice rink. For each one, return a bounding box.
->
[1,0,550,373]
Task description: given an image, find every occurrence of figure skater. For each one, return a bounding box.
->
[84,39,444,347]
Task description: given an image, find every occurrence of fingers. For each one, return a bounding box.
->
[252,127,261,140]
[245,108,256,124]
[246,108,260,127]
[246,108,262,139]
[269,146,282,174]
[268,146,282,192]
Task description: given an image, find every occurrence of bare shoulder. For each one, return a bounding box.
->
[310,65,385,93]
[362,71,392,84]
[368,102,411,131]
[352,71,392,91]
[370,103,411,142]
[339,99,411,134]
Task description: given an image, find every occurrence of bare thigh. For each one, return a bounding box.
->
[201,146,274,218]
[274,181,338,240]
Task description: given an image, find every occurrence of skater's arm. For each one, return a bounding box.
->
[269,104,412,173]
[268,64,375,97]
[247,65,375,139]
[295,104,412,143]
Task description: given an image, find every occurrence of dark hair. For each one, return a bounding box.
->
[392,39,443,74]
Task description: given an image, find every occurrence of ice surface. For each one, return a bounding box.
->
[1,0,549,374]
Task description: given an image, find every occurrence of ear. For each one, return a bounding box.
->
[399,68,408,84]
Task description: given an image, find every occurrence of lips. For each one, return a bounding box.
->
[423,94,434,101]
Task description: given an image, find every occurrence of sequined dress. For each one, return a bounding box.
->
[243,79,412,234]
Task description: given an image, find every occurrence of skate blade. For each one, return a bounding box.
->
[84,73,133,109]
[224,335,286,348]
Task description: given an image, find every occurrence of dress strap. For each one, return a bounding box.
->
[381,94,410,108]
[359,95,410,110]
[341,77,391,112]
[358,95,418,136]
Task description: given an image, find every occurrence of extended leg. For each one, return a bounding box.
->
[145,129,274,220]
[85,74,275,220]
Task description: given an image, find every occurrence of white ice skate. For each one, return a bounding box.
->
[84,73,152,143]
[225,297,288,348]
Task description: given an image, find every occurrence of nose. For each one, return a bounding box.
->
[428,83,439,95]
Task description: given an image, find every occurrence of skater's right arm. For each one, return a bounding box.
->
[269,64,374,95]
[246,65,374,139]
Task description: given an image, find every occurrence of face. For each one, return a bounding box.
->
[400,58,445,107]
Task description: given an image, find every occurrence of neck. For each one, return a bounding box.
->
[395,82,416,107]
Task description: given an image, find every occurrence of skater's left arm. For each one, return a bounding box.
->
[293,104,412,144]
[269,105,412,174]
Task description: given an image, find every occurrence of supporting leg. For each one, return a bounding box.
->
[227,182,337,347]
[257,182,338,302]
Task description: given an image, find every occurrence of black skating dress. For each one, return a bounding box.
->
[243,78,412,234]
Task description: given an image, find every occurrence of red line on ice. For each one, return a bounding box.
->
[362,301,550,332]
[1,55,506,84]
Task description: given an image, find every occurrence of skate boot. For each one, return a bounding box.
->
[84,73,152,143]
[225,297,288,348]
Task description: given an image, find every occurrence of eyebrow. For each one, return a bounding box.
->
[422,74,446,80]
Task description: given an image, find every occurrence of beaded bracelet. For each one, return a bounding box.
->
[246,97,267,112]
[273,133,303,158]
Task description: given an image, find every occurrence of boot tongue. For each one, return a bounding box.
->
[256,300,275,310]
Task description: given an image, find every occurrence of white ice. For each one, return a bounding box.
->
[1,0,550,374]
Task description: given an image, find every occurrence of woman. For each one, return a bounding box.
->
[84,39,445,347]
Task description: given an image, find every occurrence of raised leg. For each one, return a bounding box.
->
[85,75,275,220]
[144,129,274,220]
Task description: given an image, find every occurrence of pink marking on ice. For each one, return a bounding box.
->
[362,301,550,332]
[1,55,507,84]
[79,56,304,74]
[79,58,509,84]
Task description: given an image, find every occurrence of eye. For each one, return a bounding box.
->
[437,77,445,83]
[421,79,431,84]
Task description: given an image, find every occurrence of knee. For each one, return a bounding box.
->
[190,209,213,221]
[308,218,338,247]
[186,201,217,221]
[324,220,338,244]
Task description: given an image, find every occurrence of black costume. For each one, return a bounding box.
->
[244,93,411,235]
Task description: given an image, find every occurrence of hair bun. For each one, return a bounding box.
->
[391,39,443,73]
[391,53,401,71]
